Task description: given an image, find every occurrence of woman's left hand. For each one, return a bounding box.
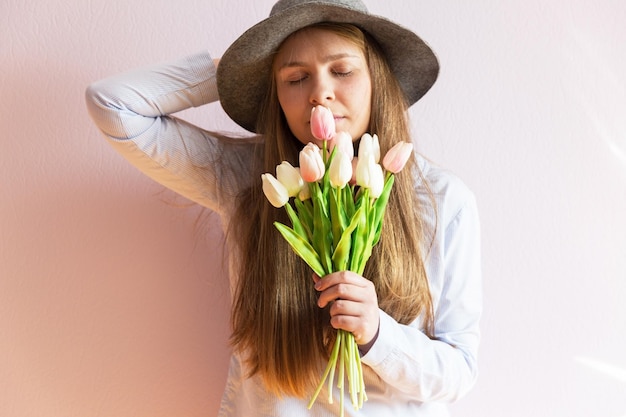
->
[314,271,380,347]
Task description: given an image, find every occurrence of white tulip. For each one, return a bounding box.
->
[328,151,352,189]
[261,173,289,208]
[276,161,304,197]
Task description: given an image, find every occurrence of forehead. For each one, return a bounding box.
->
[274,27,366,65]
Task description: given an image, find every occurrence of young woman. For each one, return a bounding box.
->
[85,0,482,416]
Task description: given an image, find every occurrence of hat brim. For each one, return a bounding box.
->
[216,3,439,133]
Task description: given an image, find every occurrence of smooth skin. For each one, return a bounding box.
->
[273,27,373,149]
[274,28,380,349]
[313,272,379,349]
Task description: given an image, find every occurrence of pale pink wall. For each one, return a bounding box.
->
[1,1,625,416]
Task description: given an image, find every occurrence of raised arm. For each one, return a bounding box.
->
[85,52,250,213]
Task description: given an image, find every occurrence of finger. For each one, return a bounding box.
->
[317,282,365,308]
[329,298,361,318]
[329,310,379,345]
[314,270,365,292]
[317,277,375,308]
[329,298,377,322]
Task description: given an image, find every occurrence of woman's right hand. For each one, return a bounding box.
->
[313,271,380,349]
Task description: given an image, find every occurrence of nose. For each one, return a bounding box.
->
[309,74,335,105]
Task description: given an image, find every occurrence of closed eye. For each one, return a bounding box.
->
[333,70,353,77]
[288,75,308,85]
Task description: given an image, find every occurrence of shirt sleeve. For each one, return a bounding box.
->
[361,178,482,403]
[84,52,252,213]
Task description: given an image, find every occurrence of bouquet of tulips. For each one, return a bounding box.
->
[261,106,414,415]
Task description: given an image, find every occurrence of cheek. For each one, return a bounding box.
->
[350,83,372,133]
[276,88,309,144]
[360,80,373,111]
[277,85,302,116]
[346,77,371,109]
[277,88,295,120]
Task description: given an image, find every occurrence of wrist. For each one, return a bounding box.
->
[357,325,380,356]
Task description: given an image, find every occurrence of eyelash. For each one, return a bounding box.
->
[333,70,352,77]
[288,77,307,85]
[287,70,353,85]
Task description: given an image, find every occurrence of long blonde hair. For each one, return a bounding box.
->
[228,22,435,397]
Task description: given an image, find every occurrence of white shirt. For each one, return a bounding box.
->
[85,51,482,417]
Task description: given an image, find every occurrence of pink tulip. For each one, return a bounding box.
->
[310,106,336,141]
[299,142,325,182]
[382,142,414,174]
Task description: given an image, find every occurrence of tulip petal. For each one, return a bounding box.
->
[329,131,354,160]
[276,161,304,197]
[329,150,352,188]
[369,163,385,198]
[310,106,336,141]
[300,142,326,182]
[382,142,414,174]
[261,173,289,208]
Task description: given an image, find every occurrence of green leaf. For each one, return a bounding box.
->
[331,205,363,271]
[311,182,332,273]
[369,174,394,246]
[284,201,308,241]
[294,197,314,242]
[329,187,347,250]
[349,199,369,272]
[343,185,356,218]
[274,222,326,276]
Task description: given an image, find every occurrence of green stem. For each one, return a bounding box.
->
[307,332,341,409]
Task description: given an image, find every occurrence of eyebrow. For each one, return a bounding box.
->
[277,53,361,70]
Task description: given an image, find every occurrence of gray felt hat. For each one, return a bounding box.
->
[216,0,439,133]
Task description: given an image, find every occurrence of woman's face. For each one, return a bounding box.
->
[273,27,372,148]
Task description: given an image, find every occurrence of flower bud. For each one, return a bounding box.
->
[355,154,373,188]
[355,154,385,198]
[372,134,380,163]
[310,106,336,141]
[261,173,289,208]
[276,161,304,197]
[369,163,385,198]
[299,142,325,182]
[329,131,354,160]
[382,142,414,174]
[329,150,352,189]
[358,133,380,163]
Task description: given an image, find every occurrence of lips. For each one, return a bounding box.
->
[333,115,346,126]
